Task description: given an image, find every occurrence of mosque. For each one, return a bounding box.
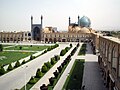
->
[0,15,95,43]
[0,15,120,90]
[31,15,95,43]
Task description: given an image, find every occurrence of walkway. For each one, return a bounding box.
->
[53,43,82,90]
[0,43,68,90]
[82,43,107,90]
[31,44,76,90]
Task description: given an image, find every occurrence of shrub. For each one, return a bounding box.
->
[0,44,3,52]
[60,49,66,56]
[54,55,60,61]
[40,84,48,90]
[28,76,36,84]
[65,47,69,52]
[7,64,13,71]
[49,77,55,85]
[53,70,59,78]
[44,62,52,69]
[36,68,43,78]
[41,65,48,73]
[47,47,51,51]
[70,44,72,47]
[14,61,20,67]
[19,46,22,50]
[21,60,26,64]
[0,67,6,75]
[51,57,56,65]
[30,55,34,60]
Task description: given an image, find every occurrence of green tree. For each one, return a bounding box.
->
[36,68,43,78]
[7,64,13,71]
[0,44,3,52]
[51,57,56,65]
[19,46,22,50]
[28,76,36,84]
[21,60,26,64]
[60,49,66,56]
[0,67,6,75]
[41,65,48,73]
[14,61,20,67]
[44,61,52,69]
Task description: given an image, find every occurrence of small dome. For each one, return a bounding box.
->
[80,16,91,27]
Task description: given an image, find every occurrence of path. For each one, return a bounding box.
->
[0,43,68,90]
[82,43,107,90]
[31,44,76,90]
[53,43,82,90]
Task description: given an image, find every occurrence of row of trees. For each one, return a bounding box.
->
[0,44,59,76]
[28,55,60,84]
[60,44,72,56]
[40,43,79,90]
[0,60,26,75]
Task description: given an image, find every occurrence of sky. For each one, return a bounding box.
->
[0,0,120,32]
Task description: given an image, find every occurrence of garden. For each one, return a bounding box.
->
[4,45,50,51]
[62,59,85,90]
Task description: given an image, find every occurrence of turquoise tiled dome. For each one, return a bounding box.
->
[80,16,91,27]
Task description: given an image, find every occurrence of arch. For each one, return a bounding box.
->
[33,27,40,40]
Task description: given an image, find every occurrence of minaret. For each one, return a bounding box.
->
[31,16,33,32]
[41,15,43,29]
[69,17,71,26]
[78,15,80,26]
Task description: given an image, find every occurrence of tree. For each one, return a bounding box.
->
[14,61,20,67]
[0,44,3,52]
[41,65,48,73]
[40,84,48,90]
[19,46,22,50]
[0,67,6,75]
[50,57,56,65]
[7,64,13,71]
[28,76,36,84]
[49,77,55,85]
[44,62,52,69]
[21,60,26,64]
[36,68,43,78]
[70,44,72,47]
[60,49,66,56]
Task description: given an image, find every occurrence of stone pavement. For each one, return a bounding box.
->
[31,44,76,90]
[54,43,82,90]
[82,43,108,90]
[0,43,68,90]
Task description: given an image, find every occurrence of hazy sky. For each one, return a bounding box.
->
[0,0,120,31]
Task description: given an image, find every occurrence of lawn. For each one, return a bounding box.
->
[4,45,50,51]
[3,44,13,47]
[0,51,35,66]
[78,44,86,55]
[62,59,85,90]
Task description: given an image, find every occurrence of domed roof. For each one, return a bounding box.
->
[80,16,91,27]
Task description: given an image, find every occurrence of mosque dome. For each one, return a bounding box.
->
[80,16,91,27]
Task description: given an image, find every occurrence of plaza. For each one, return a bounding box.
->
[0,12,120,90]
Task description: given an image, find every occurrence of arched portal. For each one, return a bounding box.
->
[33,27,40,41]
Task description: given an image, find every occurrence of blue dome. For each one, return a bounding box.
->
[80,16,91,27]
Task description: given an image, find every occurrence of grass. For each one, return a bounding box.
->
[62,59,85,90]
[0,51,35,66]
[4,45,49,51]
[3,44,13,47]
[78,44,86,55]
